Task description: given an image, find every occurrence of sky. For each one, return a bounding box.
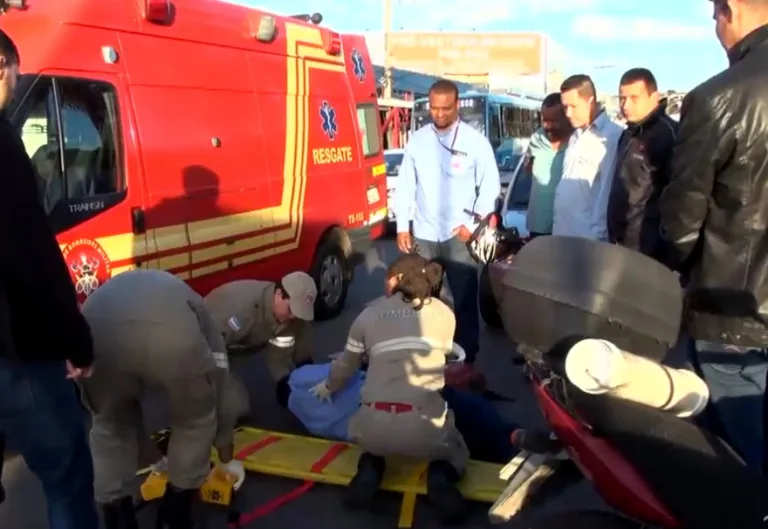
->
[230,0,728,93]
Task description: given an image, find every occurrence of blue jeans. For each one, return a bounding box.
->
[441,386,518,463]
[415,236,480,363]
[689,340,768,471]
[0,356,99,529]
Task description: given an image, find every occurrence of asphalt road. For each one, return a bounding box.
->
[0,237,605,529]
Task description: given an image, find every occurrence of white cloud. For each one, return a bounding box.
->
[571,15,711,41]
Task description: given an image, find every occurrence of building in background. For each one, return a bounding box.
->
[362,31,566,95]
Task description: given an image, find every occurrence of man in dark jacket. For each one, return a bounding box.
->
[607,68,678,260]
[0,29,99,527]
[659,0,768,471]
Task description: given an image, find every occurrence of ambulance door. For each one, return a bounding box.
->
[10,71,149,302]
[340,34,388,229]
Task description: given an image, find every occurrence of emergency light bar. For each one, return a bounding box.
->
[290,12,323,25]
[322,30,341,55]
[0,0,26,13]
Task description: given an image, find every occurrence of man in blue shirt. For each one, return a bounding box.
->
[393,80,500,387]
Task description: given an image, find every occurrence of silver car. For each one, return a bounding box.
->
[384,148,414,227]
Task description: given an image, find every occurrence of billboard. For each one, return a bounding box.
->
[386,32,544,84]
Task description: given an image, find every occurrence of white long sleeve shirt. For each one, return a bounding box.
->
[552,112,624,240]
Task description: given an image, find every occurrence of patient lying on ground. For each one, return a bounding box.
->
[276,361,518,465]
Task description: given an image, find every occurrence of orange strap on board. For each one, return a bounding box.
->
[227,440,349,528]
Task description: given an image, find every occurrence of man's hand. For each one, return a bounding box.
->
[396,232,413,253]
[309,380,332,403]
[451,225,473,243]
[66,360,93,380]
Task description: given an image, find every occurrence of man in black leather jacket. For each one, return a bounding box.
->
[659,0,768,471]
[607,68,678,261]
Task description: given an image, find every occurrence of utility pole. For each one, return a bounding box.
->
[383,0,392,99]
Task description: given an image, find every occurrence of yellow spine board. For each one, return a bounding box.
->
[138,427,509,509]
[230,427,507,502]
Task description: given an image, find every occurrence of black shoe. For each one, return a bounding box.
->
[101,496,138,529]
[426,460,467,524]
[157,485,200,529]
[344,452,385,510]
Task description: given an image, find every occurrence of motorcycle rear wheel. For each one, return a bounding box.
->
[524,510,642,528]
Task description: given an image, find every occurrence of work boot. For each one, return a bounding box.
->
[157,485,201,529]
[426,460,467,524]
[101,496,138,529]
[344,452,385,510]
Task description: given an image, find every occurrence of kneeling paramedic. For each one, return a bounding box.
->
[79,269,249,529]
[310,254,470,523]
[204,271,317,390]
[280,359,519,464]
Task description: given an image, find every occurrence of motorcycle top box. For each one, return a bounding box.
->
[499,236,682,362]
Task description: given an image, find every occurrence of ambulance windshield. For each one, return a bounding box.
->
[412,96,486,134]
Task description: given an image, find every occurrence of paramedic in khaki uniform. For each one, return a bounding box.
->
[79,269,247,529]
[204,271,317,385]
[310,254,470,524]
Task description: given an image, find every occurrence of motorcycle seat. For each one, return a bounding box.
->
[571,390,768,529]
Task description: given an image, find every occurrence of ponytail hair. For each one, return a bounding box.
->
[386,254,443,309]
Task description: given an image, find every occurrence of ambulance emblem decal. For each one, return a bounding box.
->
[320,101,338,140]
[351,49,366,82]
[61,238,112,305]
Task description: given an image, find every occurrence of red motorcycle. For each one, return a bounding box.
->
[485,234,768,529]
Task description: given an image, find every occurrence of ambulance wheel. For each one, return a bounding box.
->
[479,264,502,329]
[311,235,350,321]
[524,510,641,528]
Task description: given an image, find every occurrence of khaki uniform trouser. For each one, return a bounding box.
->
[348,400,470,473]
[213,370,250,450]
[80,319,219,504]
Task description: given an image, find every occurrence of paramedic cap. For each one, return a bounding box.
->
[282,271,316,321]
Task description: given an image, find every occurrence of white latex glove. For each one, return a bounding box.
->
[309,380,332,403]
[150,456,169,474]
[219,459,245,491]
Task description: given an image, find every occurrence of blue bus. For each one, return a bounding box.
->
[410,91,543,178]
